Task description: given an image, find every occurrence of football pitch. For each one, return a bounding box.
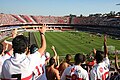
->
[28,31,120,57]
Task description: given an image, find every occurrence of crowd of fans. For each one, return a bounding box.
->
[0,14,21,25]
[0,14,70,25]
[1,13,120,27]
[72,17,120,27]
[0,24,120,80]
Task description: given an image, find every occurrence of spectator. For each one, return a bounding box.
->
[86,49,97,74]
[51,45,59,69]
[36,45,59,80]
[59,54,72,76]
[1,24,47,80]
[0,43,4,78]
[115,50,120,73]
[0,42,13,78]
[29,44,50,80]
[11,28,18,38]
[46,57,60,80]
[33,52,50,80]
[0,30,18,78]
[109,51,120,80]
[61,53,89,80]
[1,28,18,52]
[81,54,89,72]
[90,35,110,80]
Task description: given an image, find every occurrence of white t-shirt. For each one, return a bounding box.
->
[1,51,41,80]
[61,65,89,80]
[36,65,47,80]
[33,55,47,80]
[0,52,11,78]
[90,57,110,80]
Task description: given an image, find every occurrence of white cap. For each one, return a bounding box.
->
[45,52,50,61]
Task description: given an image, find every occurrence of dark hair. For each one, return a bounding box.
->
[12,35,29,54]
[65,54,72,62]
[30,44,38,54]
[49,57,55,66]
[74,53,86,65]
[95,50,104,63]
[0,43,3,54]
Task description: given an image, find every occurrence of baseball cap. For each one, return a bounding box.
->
[45,52,50,61]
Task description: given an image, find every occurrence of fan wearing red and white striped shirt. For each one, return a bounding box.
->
[61,53,89,80]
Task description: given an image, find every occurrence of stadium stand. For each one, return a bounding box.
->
[12,14,27,23]
[0,14,21,25]
[1,13,120,27]
[1,13,120,38]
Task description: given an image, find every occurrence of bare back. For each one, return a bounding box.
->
[46,66,60,80]
[59,62,70,76]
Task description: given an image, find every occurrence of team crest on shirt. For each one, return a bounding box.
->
[71,68,75,72]
[99,67,103,73]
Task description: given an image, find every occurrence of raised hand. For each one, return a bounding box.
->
[104,34,107,42]
[114,50,120,72]
[104,34,108,57]
[39,24,47,34]
[33,24,47,34]
[115,50,118,59]
[11,28,17,38]
[51,45,55,50]
[93,48,96,55]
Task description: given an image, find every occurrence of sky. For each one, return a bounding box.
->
[0,0,120,16]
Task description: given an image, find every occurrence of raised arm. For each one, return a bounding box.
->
[11,28,17,38]
[1,29,18,55]
[1,28,17,51]
[104,34,108,57]
[51,46,57,59]
[93,48,96,55]
[51,46,59,67]
[37,24,47,55]
[115,51,120,73]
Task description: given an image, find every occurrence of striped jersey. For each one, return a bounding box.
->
[90,57,110,80]
[1,51,41,80]
[61,65,89,80]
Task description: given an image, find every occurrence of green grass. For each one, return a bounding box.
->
[29,31,120,58]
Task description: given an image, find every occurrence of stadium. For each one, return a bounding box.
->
[0,13,120,52]
[0,13,120,57]
[0,13,120,79]
[0,0,120,80]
